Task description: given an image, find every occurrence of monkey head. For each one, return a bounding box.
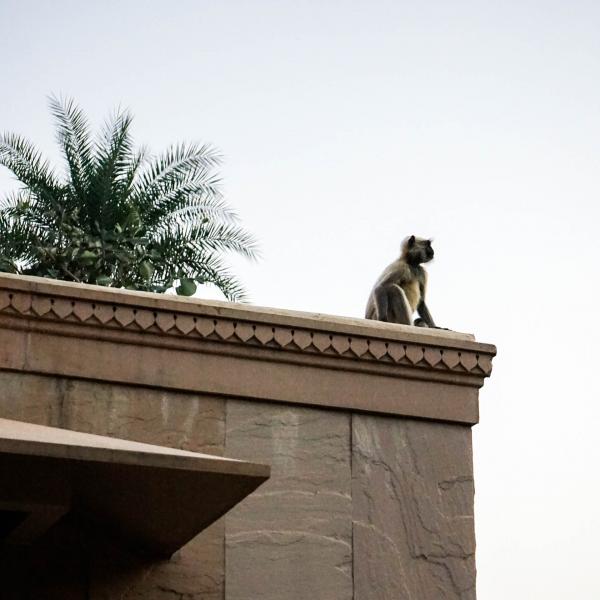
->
[402,235,434,265]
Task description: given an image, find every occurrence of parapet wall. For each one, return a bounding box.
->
[0,274,496,600]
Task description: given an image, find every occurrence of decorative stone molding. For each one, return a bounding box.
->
[0,275,494,376]
[0,274,495,424]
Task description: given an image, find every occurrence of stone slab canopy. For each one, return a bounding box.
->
[0,273,496,425]
[0,418,270,558]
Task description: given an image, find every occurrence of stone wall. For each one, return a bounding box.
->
[0,373,227,599]
[0,274,494,599]
[0,371,476,599]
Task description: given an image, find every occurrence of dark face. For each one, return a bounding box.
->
[424,240,434,261]
[405,236,434,264]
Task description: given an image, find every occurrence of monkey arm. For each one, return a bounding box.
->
[415,273,436,328]
[416,299,436,328]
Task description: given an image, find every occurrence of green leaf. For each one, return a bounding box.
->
[95,275,112,286]
[78,250,97,263]
[176,278,197,296]
[139,260,154,281]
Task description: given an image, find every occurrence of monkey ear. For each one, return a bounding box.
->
[408,235,416,247]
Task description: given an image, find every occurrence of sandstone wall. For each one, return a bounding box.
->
[0,274,494,599]
[0,371,476,600]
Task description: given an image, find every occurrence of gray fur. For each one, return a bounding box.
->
[365,236,437,327]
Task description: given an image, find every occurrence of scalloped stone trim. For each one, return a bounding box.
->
[0,289,493,377]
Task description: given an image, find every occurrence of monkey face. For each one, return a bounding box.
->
[404,236,434,264]
[424,240,434,261]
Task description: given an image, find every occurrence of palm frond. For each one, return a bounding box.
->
[166,195,238,226]
[0,133,61,206]
[132,143,221,211]
[122,146,148,200]
[140,175,224,229]
[149,221,254,300]
[0,207,46,271]
[188,252,248,302]
[170,220,259,260]
[0,189,30,212]
[151,234,248,301]
[90,108,135,228]
[48,95,94,204]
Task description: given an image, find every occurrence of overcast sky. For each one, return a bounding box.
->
[1,1,599,597]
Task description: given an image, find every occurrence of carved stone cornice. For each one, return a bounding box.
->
[0,274,496,424]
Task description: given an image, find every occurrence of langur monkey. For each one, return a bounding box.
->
[365,235,439,327]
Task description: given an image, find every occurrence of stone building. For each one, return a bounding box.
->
[0,273,495,599]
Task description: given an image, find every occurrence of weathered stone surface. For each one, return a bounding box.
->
[352,415,476,600]
[57,380,226,600]
[225,401,352,600]
[1,516,224,600]
[0,373,227,599]
[89,520,224,600]
[0,372,225,455]
[0,321,486,600]
[58,379,225,456]
[0,371,63,426]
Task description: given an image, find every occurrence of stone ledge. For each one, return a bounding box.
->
[0,418,269,557]
[0,274,496,424]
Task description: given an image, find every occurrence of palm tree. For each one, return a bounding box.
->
[0,96,258,300]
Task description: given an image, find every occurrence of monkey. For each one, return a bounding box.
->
[365,235,439,328]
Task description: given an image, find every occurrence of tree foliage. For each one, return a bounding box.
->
[0,97,258,300]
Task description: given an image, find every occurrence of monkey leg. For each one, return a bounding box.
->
[387,285,413,324]
[380,284,413,325]
[373,286,389,321]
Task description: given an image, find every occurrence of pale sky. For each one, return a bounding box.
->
[1,1,599,597]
